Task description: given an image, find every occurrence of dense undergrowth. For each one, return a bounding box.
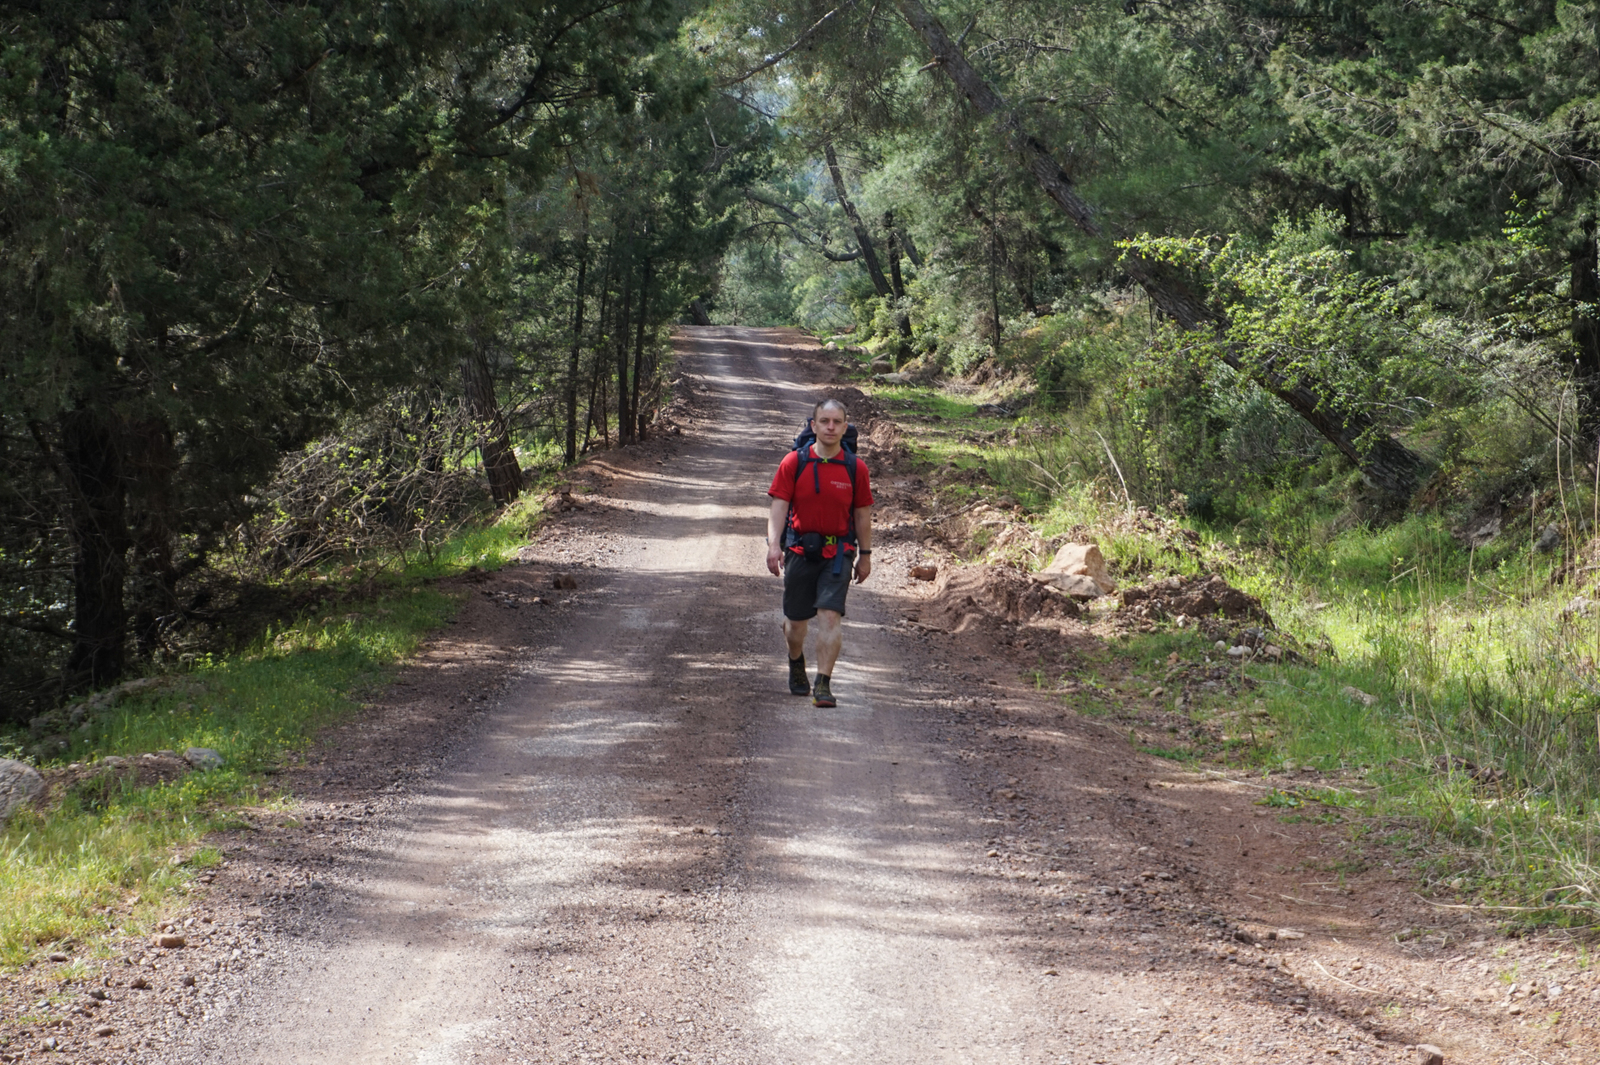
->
[849,337,1600,930]
[0,497,545,970]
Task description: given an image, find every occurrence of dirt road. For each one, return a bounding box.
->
[140,328,1593,1065]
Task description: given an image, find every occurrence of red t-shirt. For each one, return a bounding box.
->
[768,446,874,554]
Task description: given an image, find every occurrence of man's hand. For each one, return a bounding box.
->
[854,554,872,584]
[766,542,785,576]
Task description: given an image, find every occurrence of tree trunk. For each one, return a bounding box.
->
[566,236,587,465]
[1572,220,1600,434]
[966,196,1036,313]
[989,212,1002,352]
[616,272,633,445]
[598,368,610,447]
[632,258,652,443]
[58,407,131,689]
[689,298,713,326]
[896,0,1430,501]
[896,226,924,268]
[461,343,523,505]
[590,238,616,447]
[126,417,180,660]
[583,350,602,453]
[887,231,907,301]
[824,142,893,298]
[420,389,446,475]
[884,210,914,340]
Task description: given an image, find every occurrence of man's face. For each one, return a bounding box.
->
[814,407,847,446]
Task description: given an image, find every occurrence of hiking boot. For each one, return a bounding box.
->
[788,657,810,696]
[812,674,836,708]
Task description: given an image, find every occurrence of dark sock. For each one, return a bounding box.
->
[790,655,805,667]
[816,673,830,682]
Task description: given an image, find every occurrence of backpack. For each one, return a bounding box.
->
[784,418,861,557]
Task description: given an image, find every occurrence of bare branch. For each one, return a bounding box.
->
[719,2,858,87]
[2,614,74,641]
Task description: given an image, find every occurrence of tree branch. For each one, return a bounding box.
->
[1423,0,1533,36]
[2,614,74,641]
[719,1,858,87]
[744,189,802,222]
[825,142,893,296]
[479,0,635,136]
[739,195,867,260]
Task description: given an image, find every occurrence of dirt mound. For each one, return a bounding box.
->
[818,385,881,423]
[1119,574,1270,626]
[929,503,1045,562]
[916,565,1079,632]
[37,751,197,811]
[862,416,899,452]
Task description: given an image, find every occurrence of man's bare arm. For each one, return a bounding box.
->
[766,496,789,575]
[852,505,872,552]
[853,505,873,583]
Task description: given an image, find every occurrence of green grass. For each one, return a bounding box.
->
[407,494,544,577]
[1260,567,1600,916]
[882,370,1600,923]
[0,494,545,969]
[1180,541,1599,921]
[1138,743,1199,762]
[0,587,456,968]
[92,588,457,769]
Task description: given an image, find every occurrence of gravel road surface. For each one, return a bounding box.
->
[129,328,1592,1065]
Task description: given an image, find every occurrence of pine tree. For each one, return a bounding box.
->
[0,0,690,694]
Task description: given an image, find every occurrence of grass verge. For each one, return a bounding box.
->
[873,370,1600,926]
[0,494,545,969]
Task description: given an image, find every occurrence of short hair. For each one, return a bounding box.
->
[813,398,848,420]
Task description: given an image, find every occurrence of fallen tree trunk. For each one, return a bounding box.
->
[895,0,1430,501]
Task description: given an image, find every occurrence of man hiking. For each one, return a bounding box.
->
[766,398,874,707]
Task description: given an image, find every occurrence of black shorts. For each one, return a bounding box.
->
[782,550,853,620]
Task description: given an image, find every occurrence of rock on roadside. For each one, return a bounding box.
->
[1032,573,1106,600]
[1032,542,1116,596]
[0,757,45,823]
[183,747,225,770]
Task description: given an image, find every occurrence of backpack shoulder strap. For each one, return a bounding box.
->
[842,449,857,534]
[792,443,814,490]
[793,445,857,493]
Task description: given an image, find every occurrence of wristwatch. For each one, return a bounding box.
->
[857,549,873,556]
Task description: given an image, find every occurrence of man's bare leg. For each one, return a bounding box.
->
[783,618,808,660]
[812,610,843,677]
